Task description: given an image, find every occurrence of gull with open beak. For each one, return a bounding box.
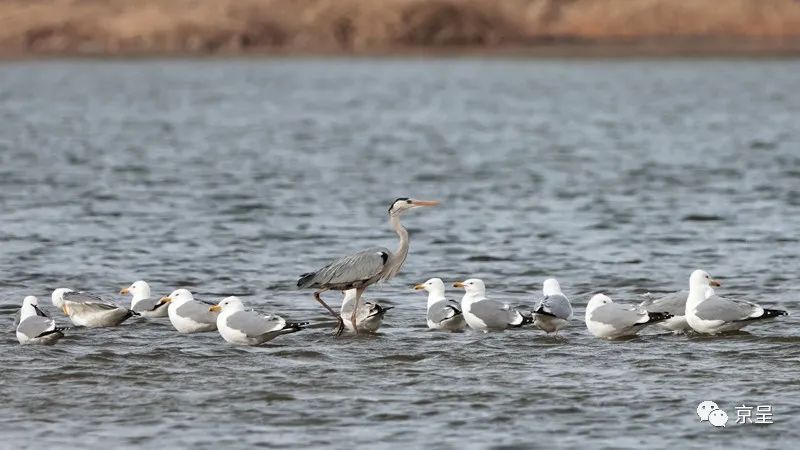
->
[297,197,439,336]
[454,279,531,332]
[120,280,169,318]
[161,289,218,333]
[415,278,465,331]
[685,269,788,334]
[209,296,305,346]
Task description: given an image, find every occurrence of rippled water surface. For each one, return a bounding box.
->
[1,58,799,449]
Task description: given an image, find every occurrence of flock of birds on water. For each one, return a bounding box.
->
[13,198,790,346]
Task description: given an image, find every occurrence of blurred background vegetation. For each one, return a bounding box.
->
[1,0,799,57]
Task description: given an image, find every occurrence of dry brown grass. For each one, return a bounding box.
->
[1,0,799,56]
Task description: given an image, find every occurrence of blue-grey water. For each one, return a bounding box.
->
[1,59,799,449]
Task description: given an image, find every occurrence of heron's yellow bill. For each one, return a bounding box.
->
[411,200,439,207]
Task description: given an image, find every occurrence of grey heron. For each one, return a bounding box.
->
[297,197,439,335]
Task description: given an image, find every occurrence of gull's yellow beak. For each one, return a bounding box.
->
[160,296,172,303]
[710,279,721,287]
[119,287,130,295]
[209,305,222,312]
[453,281,465,288]
[414,284,425,290]
[411,200,440,207]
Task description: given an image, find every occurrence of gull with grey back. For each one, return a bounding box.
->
[297,198,439,335]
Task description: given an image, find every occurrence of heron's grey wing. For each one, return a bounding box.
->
[469,299,513,328]
[639,290,688,315]
[175,301,218,324]
[63,291,116,308]
[590,303,648,329]
[693,295,762,322]
[428,300,461,324]
[536,294,573,320]
[299,247,389,288]
[226,310,284,337]
[17,316,55,338]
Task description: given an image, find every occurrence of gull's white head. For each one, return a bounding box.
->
[20,296,41,320]
[689,269,721,292]
[160,289,194,306]
[453,279,486,297]
[209,296,244,313]
[586,293,613,313]
[120,280,150,299]
[388,198,439,217]
[51,288,74,308]
[542,278,562,296]
[414,278,445,296]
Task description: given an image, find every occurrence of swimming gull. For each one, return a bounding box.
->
[52,288,137,328]
[414,277,465,331]
[585,293,672,339]
[161,289,218,333]
[533,278,573,335]
[454,279,532,332]
[209,296,305,346]
[685,269,788,334]
[120,280,169,318]
[339,289,393,333]
[17,296,68,345]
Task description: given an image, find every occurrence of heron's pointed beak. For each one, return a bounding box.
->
[453,281,465,288]
[119,287,130,295]
[160,296,172,303]
[710,279,721,287]
[414,284,425,290]
[209,305,222,312]
[411,200,439,207]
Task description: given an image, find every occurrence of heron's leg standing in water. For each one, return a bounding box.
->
[350,288,365,335]
[313,291,344,335]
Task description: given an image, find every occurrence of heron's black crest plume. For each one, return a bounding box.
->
[389,197,410,212]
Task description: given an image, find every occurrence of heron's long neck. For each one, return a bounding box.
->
[386,214,409,278]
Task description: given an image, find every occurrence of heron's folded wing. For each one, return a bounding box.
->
[310,247,389,286]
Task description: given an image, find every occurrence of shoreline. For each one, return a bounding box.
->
[2,40,800,61]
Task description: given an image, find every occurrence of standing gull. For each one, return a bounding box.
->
[17,296,68,345]
[120,280,169,318]
[52,288,137,328]
[209,296,305,346]
[414,277,465,331]
[533,278,573,335]
[160,289,219,333]
[685,269,788,334]
[454,279,531,332]
[339,289,393,333]
[585,293,672,339]
[297,197,439,335]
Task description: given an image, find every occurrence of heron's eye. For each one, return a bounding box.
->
[406,200,412,204]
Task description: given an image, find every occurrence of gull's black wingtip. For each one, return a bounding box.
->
[646,311,673,323]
